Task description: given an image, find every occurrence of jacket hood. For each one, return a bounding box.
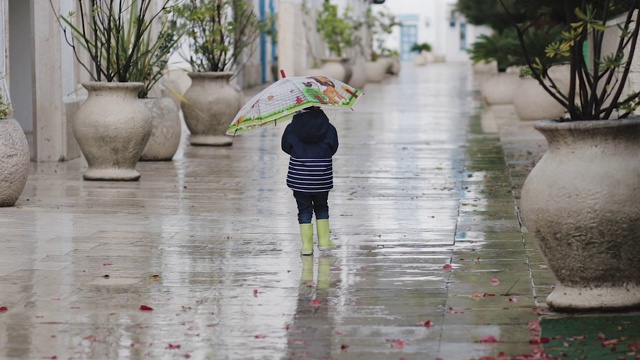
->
[289,108,330,143]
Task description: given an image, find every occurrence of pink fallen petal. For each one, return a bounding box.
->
[0,306,8,313]
[442,264,452,270]
[254,334,267,339]
[602,339,620,347]
[490,278,500,286]
[253,289,259,297]
[166,343,181,349]
[422,320,432,328]
[479,335,499,343]
[311,299,322,307]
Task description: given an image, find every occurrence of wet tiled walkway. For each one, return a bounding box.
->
[1,63,638,360]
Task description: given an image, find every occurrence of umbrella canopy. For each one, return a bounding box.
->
[226,74,362,136]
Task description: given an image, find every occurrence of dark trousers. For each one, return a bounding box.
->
[293,191,329,224]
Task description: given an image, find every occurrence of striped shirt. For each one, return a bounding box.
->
[286,157,333,192]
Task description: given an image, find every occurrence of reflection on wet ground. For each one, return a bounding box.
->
[1,63,638,359]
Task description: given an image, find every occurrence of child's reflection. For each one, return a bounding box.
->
[287,255,336,359]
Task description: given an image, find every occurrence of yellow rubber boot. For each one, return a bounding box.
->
[316,219,335,250]
[300,223,314,255]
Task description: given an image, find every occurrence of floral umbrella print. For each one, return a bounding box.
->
[226,73,362,136]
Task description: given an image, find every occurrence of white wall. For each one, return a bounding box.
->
[381,0,485,63]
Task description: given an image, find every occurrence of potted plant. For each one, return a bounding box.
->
[499,0,640,311]
[50,0,173,180]
[315,1,357,82]
[0,86,30,207]
[129,11,184,161]
[411,42,433,66]
[467,30,525,105]
[364,6,401,82]
[171,0,263,146]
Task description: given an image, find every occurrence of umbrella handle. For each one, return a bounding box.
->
[280,69,286,79]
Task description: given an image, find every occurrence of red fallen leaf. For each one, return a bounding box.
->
[341,344,349,350]
[389,339,405,348]
[311,299,322,307]
[479,335,499,343]
[629,342,640,350]
[254,334,267,339]
[443,264,452,270]
[139,305,153,311]
[0,306,8,313]
[166,343,181,349]
[529,337,551,345]
[422,320,432,328]
[490,278,500,285]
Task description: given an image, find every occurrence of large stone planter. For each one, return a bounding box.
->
[513,78,565,121]
[521,118,640,311]
[480,72,520,105]
[320,57,349,83]
[140,98,181,161]
[182,72,241,146]
[364,60,386,83]
[73,82,152,181]
[348,57,367,90]
[0,118,30,206]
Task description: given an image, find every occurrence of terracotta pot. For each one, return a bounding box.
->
[73,82,152,181]
[521,118,640,311]
[0,118,30,206]
[182,72,242,146]
[140,97,182,161]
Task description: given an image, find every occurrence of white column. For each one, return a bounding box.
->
[33,0,66,161]
[0,0,8,98]
[276,0,298,77]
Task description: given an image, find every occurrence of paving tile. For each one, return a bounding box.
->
[2,63,638,359]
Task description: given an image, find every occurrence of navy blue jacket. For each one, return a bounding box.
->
[281,108,339,193]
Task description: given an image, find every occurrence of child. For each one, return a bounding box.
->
[281,106,338,255]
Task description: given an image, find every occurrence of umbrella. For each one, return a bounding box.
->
[226,70,362,136]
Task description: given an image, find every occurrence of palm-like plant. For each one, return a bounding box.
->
[499,0,640,120]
